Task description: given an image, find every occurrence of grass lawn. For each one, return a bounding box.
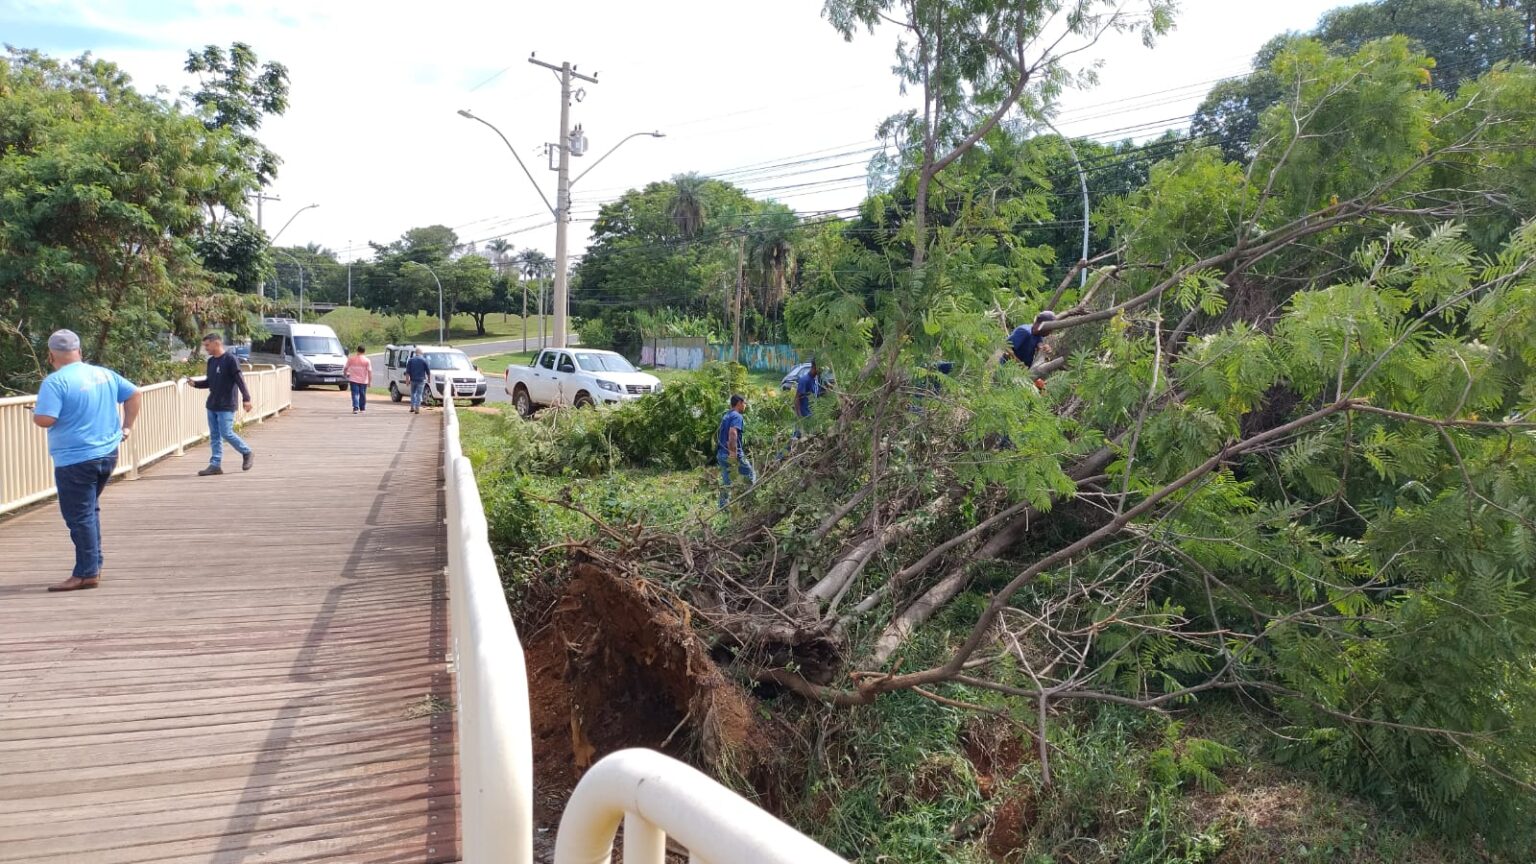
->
[474,351,539,377]
[398,312,553,347]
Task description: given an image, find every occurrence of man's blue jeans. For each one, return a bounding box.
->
[410,379,427,410]
[55,455,116,578]
[717,452,756,508]
[207,410,252,467]
[350,382,368,411]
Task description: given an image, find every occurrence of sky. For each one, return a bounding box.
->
[2,0,1348,264]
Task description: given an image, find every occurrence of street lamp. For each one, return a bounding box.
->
[571,131,664,187]
[405,262,446,344]
[275,250,307,322]
[261,203,319,307]
[457,109,662,348]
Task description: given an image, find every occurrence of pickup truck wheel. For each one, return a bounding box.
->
[574,392,595,408]
[389,383,403,403]
[513,387,534,419]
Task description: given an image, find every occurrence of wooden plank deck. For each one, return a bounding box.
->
[0,390,459,863]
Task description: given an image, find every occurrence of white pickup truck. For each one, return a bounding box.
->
[504,348,662,417]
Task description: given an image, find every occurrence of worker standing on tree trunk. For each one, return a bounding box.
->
[716,394,756,509]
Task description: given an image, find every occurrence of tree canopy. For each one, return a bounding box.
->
[0,48,258,391]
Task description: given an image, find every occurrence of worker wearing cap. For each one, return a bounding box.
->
[1006,310,1057,368]
[793,358,823,440]
[30,330,141,592]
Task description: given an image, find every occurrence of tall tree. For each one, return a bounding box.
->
[183,42,289,187]
[0,48,255,391]
[1193,0,1527,162]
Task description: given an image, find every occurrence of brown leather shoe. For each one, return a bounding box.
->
[48,576,99,592]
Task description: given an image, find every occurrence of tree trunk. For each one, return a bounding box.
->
[864,446,1116,666]
[733,238,745,363]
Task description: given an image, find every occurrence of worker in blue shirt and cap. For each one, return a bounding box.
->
[1005,310,1057,368]
[793,358,823,440]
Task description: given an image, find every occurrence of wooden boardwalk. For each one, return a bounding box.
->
[0,391,459,863]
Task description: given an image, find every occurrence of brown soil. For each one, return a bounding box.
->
[522,563,766,862]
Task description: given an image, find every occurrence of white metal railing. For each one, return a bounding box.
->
[442,397,535,863]
[554,749,847,864]
[441,402,847,864]
[0,365,292,516]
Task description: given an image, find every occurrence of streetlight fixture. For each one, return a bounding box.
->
[571,131,665,187]
[261,203,319,307]
[405,262,446,344]
[457,108,663,348]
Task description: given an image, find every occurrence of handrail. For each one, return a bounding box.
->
[554,749,847,864]
[440,396,534,864]
[441,402,842,864]
[0,366,293,516]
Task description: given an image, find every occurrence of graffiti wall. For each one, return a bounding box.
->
[642,339,800,373]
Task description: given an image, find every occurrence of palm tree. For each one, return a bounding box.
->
[748,205,798,315]
[666,173,710,240]
[510,249,554,347]
[486,238,512,273]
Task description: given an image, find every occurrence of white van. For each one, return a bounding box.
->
[383,344,488,405]
[249,318,350,390]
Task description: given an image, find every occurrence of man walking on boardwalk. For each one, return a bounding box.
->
[188,333,254,476]
[717,394,756,508]
[405,347,430,414]
[31,329,141,592]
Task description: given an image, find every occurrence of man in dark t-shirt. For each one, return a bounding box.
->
[1006,310,1057,368]
[188,333,254,476]
[405,348,431,414]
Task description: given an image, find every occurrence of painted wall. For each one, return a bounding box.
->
[642,338,799,373]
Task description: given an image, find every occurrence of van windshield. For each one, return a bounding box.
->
[294,336,344,356]
[426,351,473,371]
[574,352,636,373]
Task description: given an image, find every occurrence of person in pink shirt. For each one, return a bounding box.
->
[344,345,372,414]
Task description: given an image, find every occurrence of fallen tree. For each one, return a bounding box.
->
[529,10,1536,853]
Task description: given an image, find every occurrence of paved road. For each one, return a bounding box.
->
[369,336,575,405]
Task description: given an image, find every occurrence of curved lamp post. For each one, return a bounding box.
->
[261,203,319,307]
[405,262,446,344]
[274,250,308,322]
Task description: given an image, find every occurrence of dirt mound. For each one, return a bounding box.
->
[524,563,766,860]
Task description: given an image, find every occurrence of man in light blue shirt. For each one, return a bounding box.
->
[31,330,141,592]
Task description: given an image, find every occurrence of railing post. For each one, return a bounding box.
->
[174,378,186,456]
[623,814,667,864]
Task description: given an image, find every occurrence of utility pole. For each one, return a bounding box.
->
[529,54,598,349]
[250,191,281,305]
[346,238,353,306]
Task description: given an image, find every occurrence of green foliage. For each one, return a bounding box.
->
[0,47,256,391]
[1193,0,1528,163]
[195,220,272,295]
[554,362,758,474]
[183,42,289,185]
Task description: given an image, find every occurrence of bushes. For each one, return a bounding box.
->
[541,362,791,474]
